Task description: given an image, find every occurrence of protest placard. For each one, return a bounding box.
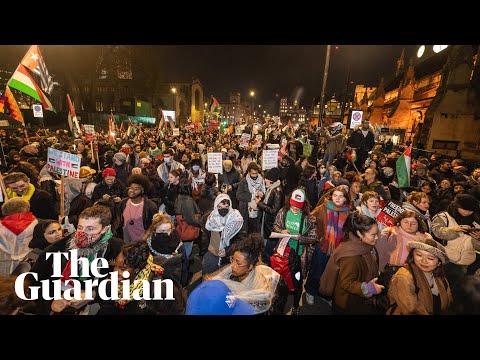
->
[262,149,279,170]
[376,201,405,227]
[240,133,251,148]
[47,148,81,179]
[254,135,263,148]
[172,128,180,136]
[84,125,95,143]
[207,152,223,174]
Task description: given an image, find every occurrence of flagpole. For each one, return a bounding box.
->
[0,173,10,201]
[59,175,65,218]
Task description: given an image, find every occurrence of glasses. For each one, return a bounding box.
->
[229,256,248,268]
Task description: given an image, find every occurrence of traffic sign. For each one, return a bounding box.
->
[33,104,43,118]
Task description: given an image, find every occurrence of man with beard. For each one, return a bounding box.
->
[117,174,158,243]
[217,160,241,209]
[148,140,162,161]
[30,205,124,314]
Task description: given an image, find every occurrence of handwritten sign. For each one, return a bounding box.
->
[172,128,180,136]
[47,148,81,179]
[262,149,279,170]
[207,152,223,174]
[376,201,405,228]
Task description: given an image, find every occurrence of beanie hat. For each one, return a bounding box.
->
[113,152,127,163]
[290,189,306,208]
[102,168,117,178]
[452,194,479,212]
[265,167,280,182]
[407,239,449,264]
[186,280,255,315]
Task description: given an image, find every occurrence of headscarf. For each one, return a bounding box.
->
[213,264,280,314]
[205,194,244,252]
[29,219,59,250]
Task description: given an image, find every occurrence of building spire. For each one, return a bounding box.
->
[396,48,405,77]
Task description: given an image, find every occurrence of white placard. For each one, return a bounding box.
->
[240,133,251,148]
[350,110,363,129]
[47,147,81,179]
[84,125,95,134]
[235,126,242,136]
[207,152,223,174]
[262,149,278,170]
[32,104,43,118]
[172,128,180,136]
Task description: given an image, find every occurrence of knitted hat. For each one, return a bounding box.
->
[452,194,479,212]
[102,168,117,178]
[186,280,255,315]
[265,167,280,182]
[407,239,449,264]
[113,152,127,164]
[138,151,147,159]
[290,189,306,208]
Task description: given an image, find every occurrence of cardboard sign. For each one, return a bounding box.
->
[376,201,405,228]
[235,126,242,136]
[172,128,180,136]
[84,125,95,143]
[207,152,223,174]
[47,148,81,179]
[262,149,279,170]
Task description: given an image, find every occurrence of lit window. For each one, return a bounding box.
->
[433,45,448,53]
[417,45,425,58]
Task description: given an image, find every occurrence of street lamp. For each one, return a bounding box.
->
[249,90,255,122]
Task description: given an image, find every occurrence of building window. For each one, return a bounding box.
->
[84,86,89,92]
[432,140,459,150]
[96,101,104,112]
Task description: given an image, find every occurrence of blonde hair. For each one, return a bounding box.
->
[1,198,30,216]
[143,212,174,240]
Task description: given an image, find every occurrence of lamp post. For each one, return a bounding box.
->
[249,90,255,123]
[319,45,332,129]
[171,87,177,127]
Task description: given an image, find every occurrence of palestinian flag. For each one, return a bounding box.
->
[0,92,4,113]
[396,145,412,188]
[120,121,125,133]
[4,86,24,125]
[210,96,220,114]
[346,148,357,163]
[282,120,292,134]
[67,94,81,139]
[7,64,55,112]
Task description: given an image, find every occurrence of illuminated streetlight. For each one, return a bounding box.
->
[171,87,177,94]
[249,90,255,97]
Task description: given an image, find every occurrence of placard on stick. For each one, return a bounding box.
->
[262,149,279,170]
[376,201,405,228]
[47,148,81,179]
[207,152,223,174]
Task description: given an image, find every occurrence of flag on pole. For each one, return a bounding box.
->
[127,118,137,137]
[67,94,81,139]
[120,121,125,133]
[396,145,412,188]
[210,96,220,114]
[7,64,55,112]
[4,86,24,125]
[0,91,4,113]
[346,148,357,164]
[158,110,165,130]
[20,45,55,94]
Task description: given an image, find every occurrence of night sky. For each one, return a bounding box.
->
[0,45,417,112]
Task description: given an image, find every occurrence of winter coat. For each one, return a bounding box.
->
[160,183,178,216]
[310,202,328,245]
[347,128,375,153]
[388,263,452,315]
[198,185,220,215]
[361,179,390,201]
[91,180,128,203]
[401,202,432,234]
[431,211,478,266]
[174,194,201,227]
[217,169,241,208]
[257,185,285,239]
[0,212,38,276]
[299,176,319,208]
[113,163,130,187]
[273,208,317,277]
[68,194,94,229]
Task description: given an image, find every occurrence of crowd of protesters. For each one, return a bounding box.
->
[0,117,479,316]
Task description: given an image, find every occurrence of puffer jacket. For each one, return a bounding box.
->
[257,184,285,239]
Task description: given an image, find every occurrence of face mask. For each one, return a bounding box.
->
[320,168,327,174]
[164,157,171,163]
[218,208,229,217]
[192,165,200,171]
[73,230,101,248]
[154,233,171,242]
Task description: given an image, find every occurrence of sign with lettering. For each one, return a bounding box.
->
[47,148,81,179]
[262,150,279,170]
[240,133,251,148]
[172,128,180,136]
[207,152,223,174]
[84,125,95,143]
[376,201,405,228]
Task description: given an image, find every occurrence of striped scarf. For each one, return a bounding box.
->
[115,254,164,309]
[322,200,350,255]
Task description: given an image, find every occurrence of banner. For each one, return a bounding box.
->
[47,147,81,179]
[240,133,251,148]
[207,153,223,174]
[376,201,405,228]
[262,149,279,170]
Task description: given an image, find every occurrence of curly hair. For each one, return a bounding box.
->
[121,240,150,271]
[127,174,150,190]
[230,233,265,267]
